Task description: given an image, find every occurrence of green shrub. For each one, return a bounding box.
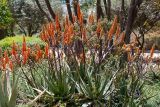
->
[0,0,13,29]
[0,36,45,51]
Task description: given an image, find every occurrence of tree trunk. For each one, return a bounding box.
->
[73,0,79,17]
[0,29,7,40]
[27,23,32,37]
[107,0,111,20]
[96,0,104,21]
[7,0,15,36]
[66,0,73,23]
[44,0,56,20]
[35,0,51,22]
[103,0,107,15]
[121,0,125,12]
[120,0,125,31]
[10,23,15,36]
[125,0,143,44]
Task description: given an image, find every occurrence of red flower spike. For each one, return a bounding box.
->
[150,44,155,59]
[115,24,121,40]
[2,58,6,70]
[79,12,83,26]
[65,15,69,27]
[9,60,13,71]
[96,21,102,37]
[82,28,87,42]
[77,3,81,19]
[22,36,27,55]
[108,16,118,40]
[11,41,17,59]
[88,11,94,24]
[23,51,28,65]
[55,15,61,32]
[4,51,9,64]
[45,44,49,57]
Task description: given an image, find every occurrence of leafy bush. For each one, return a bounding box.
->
[0,36,45,51]
[0,0,13,29]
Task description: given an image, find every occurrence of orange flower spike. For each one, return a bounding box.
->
[55,15,61,32]
[23,51,28,65]
[82,28,87,42]
[40,50,43,59]
[88,11,94,24]
[64,29,70,45]
[115,24,121,40]
[69,24,74,36]
[79,12,83,26]
[150,44,155,59]
[77,3,81,19]
[9,60,13,71]
[50,23,55,36]
[65,15,69,27]
[35,44,43,61]
[47,24,52,36]
[40,32,43,40]
[45,44,49,57]
[40,31,45,41]
[68,24,71,34]
[4,51,9,64]
[66,24,73,44]
[71,24,74,33]
[108,15,118,40]
[2,58,6,70]
[96,21,102,36]
[27,48,31,57]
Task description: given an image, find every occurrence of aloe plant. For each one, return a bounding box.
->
[0,70,18,107]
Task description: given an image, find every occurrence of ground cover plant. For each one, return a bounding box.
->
[0,4,159,107]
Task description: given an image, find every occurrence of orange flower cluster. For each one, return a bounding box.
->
[145,44,155,63]
[0,36,51,71]
[88,11,94,24]
[35,44,43,62]
[40,22,55,45]
[96,21,102,37]
[150,44,155,59]
[1,3,156,72]
[11,41,17,59]
[108,16,118,41]
[77,3,83,26]
[44,44,49,57]
[64,23,74,45]
[82,28,87,42]
[0,51,13,71]
[55,15,61,32]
